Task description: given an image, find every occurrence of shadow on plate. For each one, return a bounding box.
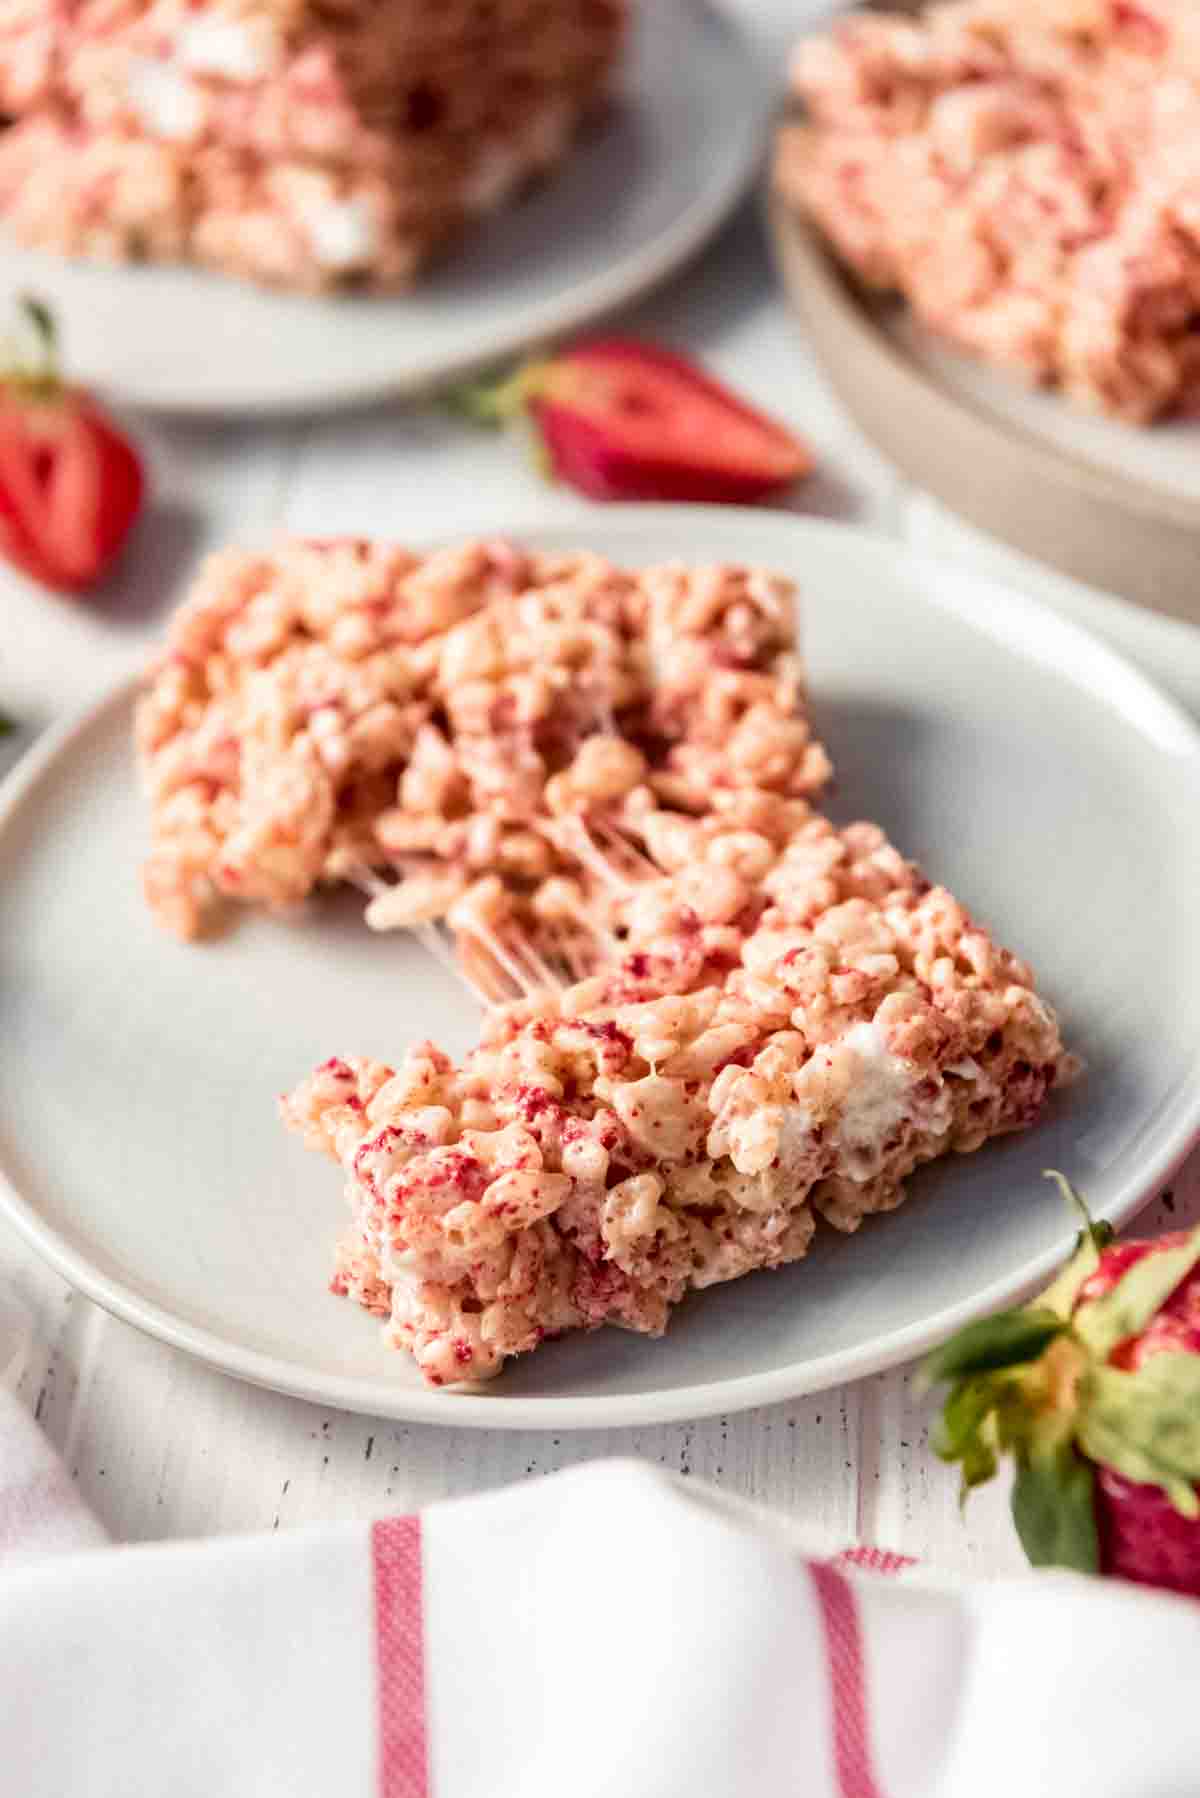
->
[811,692,935,854]
[94,498,206,628]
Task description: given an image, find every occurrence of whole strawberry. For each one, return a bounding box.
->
[923,1175,1200,1594]
[0,296,144,592]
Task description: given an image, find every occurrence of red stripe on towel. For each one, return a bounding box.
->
[832,1547,916,1577]
[810,1561,887,1798]
[372,1516,429,1798]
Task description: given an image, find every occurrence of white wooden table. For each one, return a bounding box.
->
[3,0,1200,1575]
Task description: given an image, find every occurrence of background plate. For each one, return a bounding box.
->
[769,200,1200,628]
[2,509,1200,1428]
[0,1,763,416]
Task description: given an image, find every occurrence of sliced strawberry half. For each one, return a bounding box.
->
[0,297,145,593]
[453,337,813,504]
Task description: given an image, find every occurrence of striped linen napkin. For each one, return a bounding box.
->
[0,1375,1197,1796]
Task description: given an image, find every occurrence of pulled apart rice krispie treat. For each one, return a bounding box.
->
[135,537,830,956]
[0,0,625,289]
[283,810,1074,1385]
[777,0,1200,421]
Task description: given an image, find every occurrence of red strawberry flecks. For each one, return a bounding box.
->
[1096,1468,1200,1598]
[923,1175,1200,1594]
[452,336,813,505]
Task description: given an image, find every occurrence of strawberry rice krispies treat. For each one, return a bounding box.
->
[0,116,467,288]
[283,811,1074,1385]
[776,0,1200,421]
[135,536,830,952]
[0,0,626,290]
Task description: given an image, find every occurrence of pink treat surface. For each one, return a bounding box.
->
[777,0,1200,422]
[0,0,626,290]
[134,536,830,953]
[283,820,1073,1386]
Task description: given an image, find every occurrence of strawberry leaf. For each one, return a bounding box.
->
[1038,1172,1115,1317]
[19,294,56,361]
[0,709,13,736]
[921,1307,1066,1386]
[1044,1169,1113,1248]
[932,1376,1000,1492]
[1074,1226,1200,1360]
[1078,1361,1200,1517]
[1011,1439,1100,1572]
[6,293,61,397]
[444,376,516,427]
[444,360,548,428]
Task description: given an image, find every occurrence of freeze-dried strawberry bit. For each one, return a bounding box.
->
[285,825,1072,1387]
[925,1176,1200,1592]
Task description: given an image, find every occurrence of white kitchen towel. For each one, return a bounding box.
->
[1,1383,1198,1798]
[0,1294,105,1567]
[0,1385,106,1566]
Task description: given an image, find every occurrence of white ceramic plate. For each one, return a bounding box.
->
[0,2,763,416]
[768,202,1200,627]
[3,508,1200,1429]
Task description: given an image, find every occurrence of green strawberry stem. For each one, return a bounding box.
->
[3,293,62,398]
[923,1174,1200,1573]
[444,358,551,427]
[445,357,559,483]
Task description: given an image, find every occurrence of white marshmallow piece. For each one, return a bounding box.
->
[177,16,271,82]
[304,197,379,271]
[127,57,204,141]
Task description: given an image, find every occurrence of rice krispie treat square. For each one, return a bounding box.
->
[283,813,1074,1385]
[135,537,830,950]
[0,0,625,149]
[0,0,626,290]
[0,117,468,289]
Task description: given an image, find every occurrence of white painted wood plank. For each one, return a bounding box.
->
[16,1294,863,1547]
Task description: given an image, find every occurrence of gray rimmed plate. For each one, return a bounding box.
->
[0,1,764,415]
[2,507,1198,1428]
[769,188,1200,627]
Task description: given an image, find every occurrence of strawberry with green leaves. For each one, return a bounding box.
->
[924,1175,1200,1594]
